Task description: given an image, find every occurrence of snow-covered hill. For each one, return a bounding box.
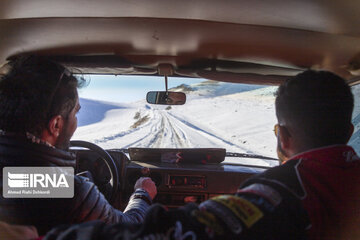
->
[77,99,127,127]
[73,81,279,166]
[170,81,263,98]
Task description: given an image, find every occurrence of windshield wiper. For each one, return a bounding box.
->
[110,149,278,162]
[109,148,129,153]
[226,152,278,161]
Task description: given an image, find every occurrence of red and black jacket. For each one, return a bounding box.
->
[234,145,360,240]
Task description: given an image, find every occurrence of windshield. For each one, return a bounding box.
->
[72,75,278,167]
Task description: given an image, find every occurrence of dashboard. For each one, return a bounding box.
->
[75,149,267,209]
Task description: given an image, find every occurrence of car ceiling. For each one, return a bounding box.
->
[0,0,360,85]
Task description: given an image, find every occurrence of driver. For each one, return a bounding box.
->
[0,56,157,235]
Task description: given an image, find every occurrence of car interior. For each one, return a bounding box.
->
[0,0,360,216]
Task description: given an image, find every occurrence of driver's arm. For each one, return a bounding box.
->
[67,176,156,224]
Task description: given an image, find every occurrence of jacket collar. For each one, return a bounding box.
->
[289,145,360,166]
[0,129,54,148]
[0,133,76,167]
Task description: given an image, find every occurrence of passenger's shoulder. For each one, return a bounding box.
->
[241,159,306,199]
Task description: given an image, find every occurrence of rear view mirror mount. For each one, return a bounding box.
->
[146,91,186,105]
[148,64,186,105]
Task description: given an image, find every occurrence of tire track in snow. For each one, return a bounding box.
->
[93,109,159,147]
[162,113,189,148]
[92,108,249,152]
[148,112,188,148]
[164,113,192,147]
[121,110,164,148]
[148,115,165,148]
[93,113,155,144]
[166,112,249,151]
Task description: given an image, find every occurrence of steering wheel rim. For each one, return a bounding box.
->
[70,140,119,204]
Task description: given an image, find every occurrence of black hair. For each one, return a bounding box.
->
[275,70,354,147]
[0,56,86,136]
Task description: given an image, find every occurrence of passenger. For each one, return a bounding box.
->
[42,70,360,240]
[0,56,157,235]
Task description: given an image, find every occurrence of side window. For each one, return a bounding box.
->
[349,84,360,155]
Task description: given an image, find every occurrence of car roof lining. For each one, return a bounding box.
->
[2,0,360,37]
[0,1,360,85]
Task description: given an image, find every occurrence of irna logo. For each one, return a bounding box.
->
[8,172,69,188]
[3,167,74,198]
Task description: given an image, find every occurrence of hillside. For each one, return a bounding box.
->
[73,81,279,166]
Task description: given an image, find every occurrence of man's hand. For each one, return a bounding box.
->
[134,177,157,200]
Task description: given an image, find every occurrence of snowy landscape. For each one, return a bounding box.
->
[73,80,279,166]
[72,80,360,167]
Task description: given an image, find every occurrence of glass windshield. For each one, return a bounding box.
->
[72,75,278,166]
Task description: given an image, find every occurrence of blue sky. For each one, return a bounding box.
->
[78,75,204,103]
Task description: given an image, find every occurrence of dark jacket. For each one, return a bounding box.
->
[0,134,151,235]
[42,145,360,240]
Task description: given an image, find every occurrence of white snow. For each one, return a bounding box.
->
[73,81,279,166]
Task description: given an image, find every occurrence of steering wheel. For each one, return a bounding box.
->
[70,140,119,204]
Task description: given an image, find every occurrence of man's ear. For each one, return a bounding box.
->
[47,115,64,138]
[346,123,354,142]
[278,125,292,150]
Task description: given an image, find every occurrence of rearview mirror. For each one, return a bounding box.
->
[146,91,186,105]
